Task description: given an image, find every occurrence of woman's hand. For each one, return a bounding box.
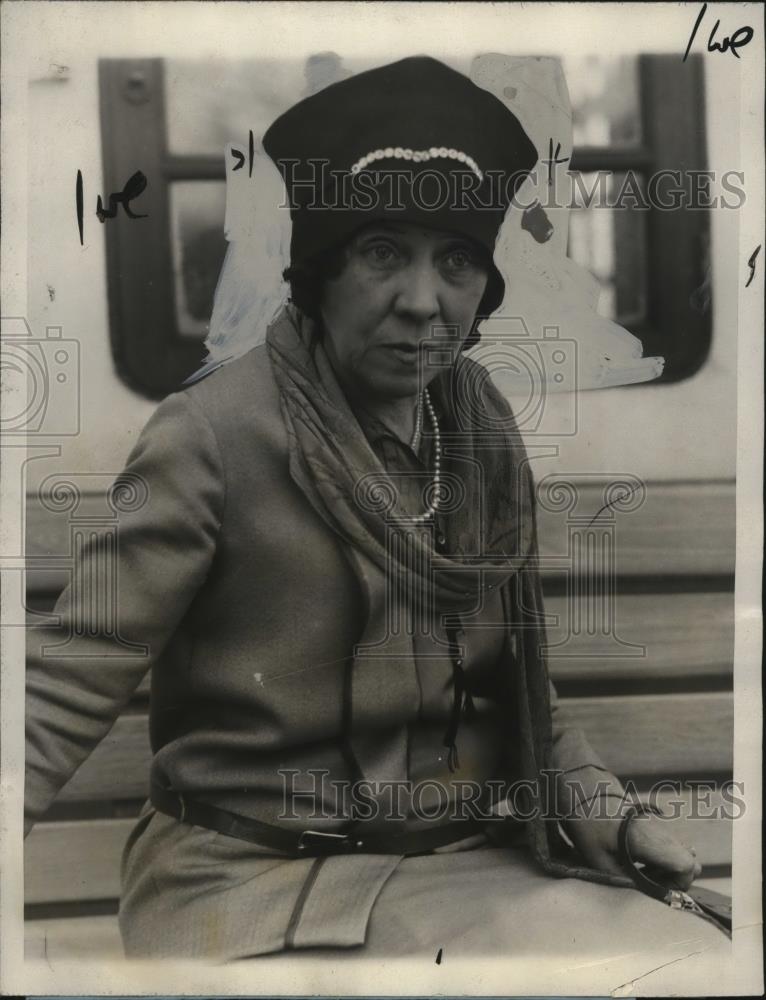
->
[565,810,702,890]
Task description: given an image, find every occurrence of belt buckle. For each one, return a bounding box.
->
[297,830,360,855]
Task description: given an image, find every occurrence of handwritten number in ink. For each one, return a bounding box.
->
[746,245,761,288]
[76,170,149,241]
[683,3,754,61]
[545,139,570,187]
[96,171,149,222]
[231,130,256,175]
[76,170,84,246]
[683,5,707,61]
[707,18,754,58]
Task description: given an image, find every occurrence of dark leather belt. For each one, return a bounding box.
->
[150,781,491,858]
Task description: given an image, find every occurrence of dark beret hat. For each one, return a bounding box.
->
[262,55,538,287]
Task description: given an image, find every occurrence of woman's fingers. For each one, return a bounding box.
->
[628,816,700,889]
[590,848,626,879]
[567,814,702,890]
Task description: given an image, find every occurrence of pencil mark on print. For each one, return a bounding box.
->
[536,474,648,660]
[586,481,645,527]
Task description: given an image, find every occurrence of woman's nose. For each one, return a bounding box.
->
[393,262,441,322]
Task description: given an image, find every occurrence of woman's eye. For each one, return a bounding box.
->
[363,242,399,266]
[443,249,474,271]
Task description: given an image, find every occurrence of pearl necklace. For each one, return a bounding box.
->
[410,392,424,451]
[409,388,442,523]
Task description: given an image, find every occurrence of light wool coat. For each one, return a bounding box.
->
[26,340,632,958]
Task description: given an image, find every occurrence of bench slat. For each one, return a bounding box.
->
[55,692,732,803]
[536,481,735,578]
[560,692,732,779]
[545,591,733,684]
[25,818,134,905]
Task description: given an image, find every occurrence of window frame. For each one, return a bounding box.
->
[568,54,710,382]
[99,59,225,399]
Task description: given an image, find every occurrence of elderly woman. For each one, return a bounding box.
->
[25,56,723,961]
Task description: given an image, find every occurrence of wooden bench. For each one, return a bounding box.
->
[23,478,735,960]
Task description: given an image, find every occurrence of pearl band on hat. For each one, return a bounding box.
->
[350,146,483,182]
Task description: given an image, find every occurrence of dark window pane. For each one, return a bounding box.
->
[169,182,227,339]
[567,171,648,328]
[165,56,353,154]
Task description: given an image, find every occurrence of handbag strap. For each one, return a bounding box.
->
[617,803,732,938]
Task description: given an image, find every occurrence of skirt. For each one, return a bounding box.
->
[119,803,729,964]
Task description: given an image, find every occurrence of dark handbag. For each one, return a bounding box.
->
[617,804,732,938]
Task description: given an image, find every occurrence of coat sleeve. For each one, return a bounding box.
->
[548,679,626,818]
[25,390,225,835]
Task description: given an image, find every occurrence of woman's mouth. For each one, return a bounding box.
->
[381,342,420,365]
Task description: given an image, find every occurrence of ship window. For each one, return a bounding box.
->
[99,54,710,398]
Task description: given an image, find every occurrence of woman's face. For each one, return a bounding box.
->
[319,222,489,401]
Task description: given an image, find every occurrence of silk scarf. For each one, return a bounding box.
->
[266,305,562,850]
